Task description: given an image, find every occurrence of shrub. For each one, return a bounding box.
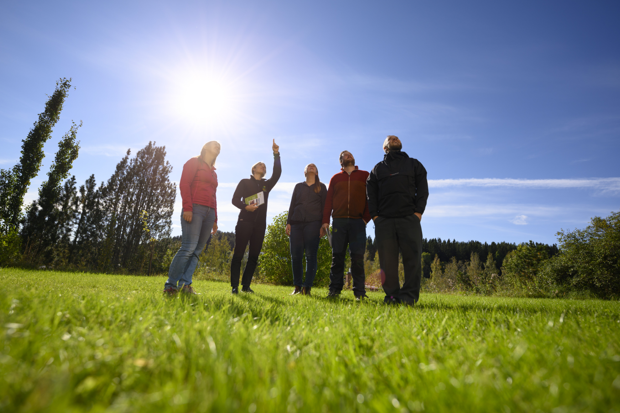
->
[542,211,620,299]
[0,228,22,267]
[501,241,556,297]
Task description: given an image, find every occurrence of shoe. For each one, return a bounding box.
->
[355,293,369,301]
[384,296,400,305]
[163,287,178,296]
[180,285,199,295]
[402,300,416,307]
[301,286,311,296]
[327,290,340,298]
[232,287,239,294]
[291,286,302,295]
[241,286,254,293]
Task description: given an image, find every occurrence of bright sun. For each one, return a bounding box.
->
[170,73,237,126]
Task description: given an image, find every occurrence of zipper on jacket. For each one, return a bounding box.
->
[347,171,351,218]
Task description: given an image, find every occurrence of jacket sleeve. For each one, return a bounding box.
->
[180,158,197,213]
[322,177,335,225]
[265,153,282,192]
[287,184,298,225]
[320,183,328,216]
[414,160,429,215]
[232,180,246,211]
[366,166,379,218]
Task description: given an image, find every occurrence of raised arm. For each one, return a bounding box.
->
[265,139,281,192]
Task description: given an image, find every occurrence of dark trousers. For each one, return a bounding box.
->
[375,214,423,303]
[230,221,266,288]
[290,221,322,288]
[329,218,366,296]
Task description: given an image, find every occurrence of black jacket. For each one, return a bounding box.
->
[287,181,328,224]
[367,150,428,218]
[232,153,282,226]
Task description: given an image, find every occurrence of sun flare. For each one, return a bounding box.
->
[170,73,238,126]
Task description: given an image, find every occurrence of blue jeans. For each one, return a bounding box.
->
[289,220,322,288]
[329,218,367,295]
[165,204,215,290]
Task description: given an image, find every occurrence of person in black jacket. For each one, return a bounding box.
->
[285,163,328,296]
[367,135,429,305]
[230,140,282,294]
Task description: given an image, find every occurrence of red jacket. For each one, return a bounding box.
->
[179,157,218,222]
[322,167,371,224]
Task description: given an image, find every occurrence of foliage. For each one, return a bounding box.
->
[1,269,619,412]
[0,229,21,267]
[97,142,176,273]
[0,78,73,233]
[542,211,620,299]
[195,232,233,281]
[21,121,81,259]
[259,212,332,287]
[502,241,555,297]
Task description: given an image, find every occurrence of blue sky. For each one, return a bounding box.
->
[1,1,619,245]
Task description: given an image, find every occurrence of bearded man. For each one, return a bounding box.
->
[321,150,371,299]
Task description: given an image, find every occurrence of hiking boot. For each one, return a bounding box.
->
[301,286,311,296]
[291,286,302,295]
[232,287,239,295]
[241,286,254,293]
[163,287,178,296]
[327,290,340,298]
[384,296,400,305]
[180,285,199,295]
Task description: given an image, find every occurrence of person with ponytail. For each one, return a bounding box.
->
[285,163,328,296]
[163,141,220,295]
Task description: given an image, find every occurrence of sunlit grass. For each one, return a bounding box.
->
[1,269,619,412]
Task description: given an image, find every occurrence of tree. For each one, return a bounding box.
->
[0,78,73,233]
[21,121,81,256]
[421,252,432,278]
[502,241,552,297]
[430,254,443,281]
[98,142,176,272]
[543,211,620,298]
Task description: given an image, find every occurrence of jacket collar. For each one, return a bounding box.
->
[384,150,409,162]
[340,165,360,172]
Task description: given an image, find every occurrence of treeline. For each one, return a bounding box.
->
[366,236,558,269]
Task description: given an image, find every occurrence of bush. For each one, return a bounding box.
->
[259,212,332,287]
[501,241,556,297]
[542,211,620,299]
[0,228,21,267]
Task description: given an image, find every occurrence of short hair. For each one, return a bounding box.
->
[384,135,399,153]
[251,161,266,176]
[339,150,352,166]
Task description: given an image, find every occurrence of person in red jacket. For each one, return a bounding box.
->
[321,150,371,299]
[163,141,220,295]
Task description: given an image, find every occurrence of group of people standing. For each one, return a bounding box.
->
[163,136,428,306]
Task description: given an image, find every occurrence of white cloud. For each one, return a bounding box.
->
[0,159,16,165]
[429,177,620,193]
[425,204,558,218]
[510,215,528,225]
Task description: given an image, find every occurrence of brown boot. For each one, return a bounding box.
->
[301,286,311,296]
[291,286,302,295]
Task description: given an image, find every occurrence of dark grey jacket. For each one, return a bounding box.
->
[287,181,328,224]
[367,150,428,218]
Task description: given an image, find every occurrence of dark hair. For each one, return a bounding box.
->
[339,150,352,167]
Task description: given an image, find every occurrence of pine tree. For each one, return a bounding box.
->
[0,78,73,233]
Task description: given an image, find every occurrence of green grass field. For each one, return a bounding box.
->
[1,269,619,412]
